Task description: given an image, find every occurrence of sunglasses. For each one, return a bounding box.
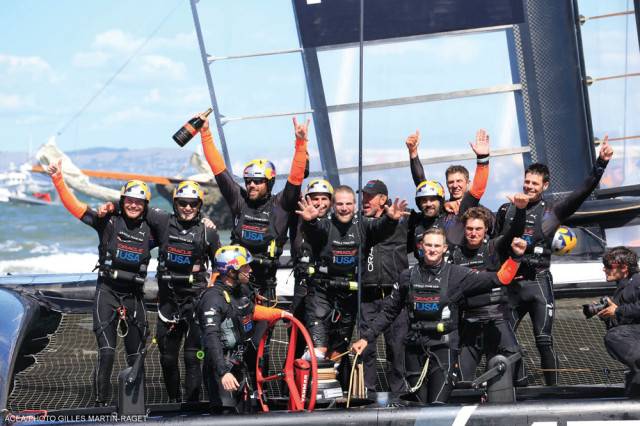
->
[245,178,266,186]
[176,199,201,208]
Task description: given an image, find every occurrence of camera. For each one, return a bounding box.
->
[582,296,610,319]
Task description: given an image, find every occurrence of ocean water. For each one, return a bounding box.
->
[0,202,232,275]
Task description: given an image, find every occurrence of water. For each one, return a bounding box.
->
[0,202,232,275]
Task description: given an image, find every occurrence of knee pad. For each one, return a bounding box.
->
[309,320,328,348]
[535,334,553,348]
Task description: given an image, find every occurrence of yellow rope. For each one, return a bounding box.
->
[408,357,430,394]
[346,353,359,408]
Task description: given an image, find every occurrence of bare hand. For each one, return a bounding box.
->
[351,339,368,355]
[47,159,62,178]
[444,199,460,215]
[97,202,116,218]
[201,217,216,229]
[469,129,490,157]
[405,130,420,158]
[511,237,527,257]
[598,135,614,162]
[384,198,410,220]
[295,196,320,221]
[198,111,210,132]
[597,300,618,319]
[507,193,529,210]
[221,372,239,391]
[293,116,310,141]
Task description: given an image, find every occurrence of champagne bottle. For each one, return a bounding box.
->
[172,108,213,147]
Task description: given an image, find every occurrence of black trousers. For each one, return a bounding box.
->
[203,357,255,414]
[156,314,202,402]
[458,318,520,382]
[507,272,559,385]
[305,286,357,353]
[405,340,455,404]
[360,297,408,392]
[92,286,148,404]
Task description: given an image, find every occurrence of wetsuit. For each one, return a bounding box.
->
[200,127,306,302]
[603,272,640,395]
[197,281,283,413]
[408,156,489,258]
[156,215,220,402]
[51,173,166,405]
[302,214,398,357]
[359,215,409,392]
[360,258,519,403]
[494,156,609,385]
[449,207,525,382]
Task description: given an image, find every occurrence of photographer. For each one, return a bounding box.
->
[597,246,640,397]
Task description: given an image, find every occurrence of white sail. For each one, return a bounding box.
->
[36,137,120,202]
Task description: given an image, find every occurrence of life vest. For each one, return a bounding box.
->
[316,218,361,278]
[162,218,207,276]
[99,216,151,290]
[407,262,452,324]
[219,289,255,353]
[232,198,280,256]
[503,200,551,277]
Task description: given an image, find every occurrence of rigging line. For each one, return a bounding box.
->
[592,72,640,83]
[356,0,364,341]
[584,10,634,21]
[55,0,182,137]
[595,135,640,143]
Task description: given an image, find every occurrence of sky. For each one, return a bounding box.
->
[0,0,638,208]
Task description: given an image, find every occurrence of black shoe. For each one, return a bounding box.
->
[94,401,109,407]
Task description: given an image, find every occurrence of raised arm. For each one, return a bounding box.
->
[543,136,613,237]
[493,193,528,253]
[47,159,88,220]
[199,115,244,214]
[280,117,309,211]
[406,131,426,186]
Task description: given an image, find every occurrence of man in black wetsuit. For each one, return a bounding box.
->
[598,246,640,397]
[155,180,220,403]
[448,194,527,382]
[197,245,290,413]
[295,186,407,370]
[199,115,308,303]
[352,228,527,404]
[47,160,166,406]
[405,129,491,237]
[494,137,614,385]
[359,179,409,393]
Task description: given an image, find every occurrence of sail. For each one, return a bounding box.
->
[35,137,120,202]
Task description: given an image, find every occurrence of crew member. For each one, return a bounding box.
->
[598,246,640,397]
[295,186,407,383]
[406,130,490,258]
[156,180,220,402]
[352,228,526,403]
[406,129,491,233]
[47,160,165,406]
[197,245,290,413]
[199,114,308,303]
[494,137,614,385]
[359,179,409,393]
[449,195,527,383]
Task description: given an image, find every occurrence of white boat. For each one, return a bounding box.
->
[0,162,53,205]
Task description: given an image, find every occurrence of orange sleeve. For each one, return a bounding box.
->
[200,127,226,175]
[497,257,519,285]
[254,305,286,322]
[469,162,489,199]
[287,138,308,185]
[52,173,87,219]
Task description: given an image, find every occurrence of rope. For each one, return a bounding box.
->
[408,357,430,394]
[592,72,640,83]
[329,350,351,362]
[595,135,640,144]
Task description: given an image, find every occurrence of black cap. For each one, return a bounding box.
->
[360,179,388,196]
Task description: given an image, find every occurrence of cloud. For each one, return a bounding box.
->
[94,29,142,54]
[138,54,186,80]
[72,51,111,68]
[144,88,161,103]
[0,54,54,81]
[0,93,32,110]
[102,106,159,125]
